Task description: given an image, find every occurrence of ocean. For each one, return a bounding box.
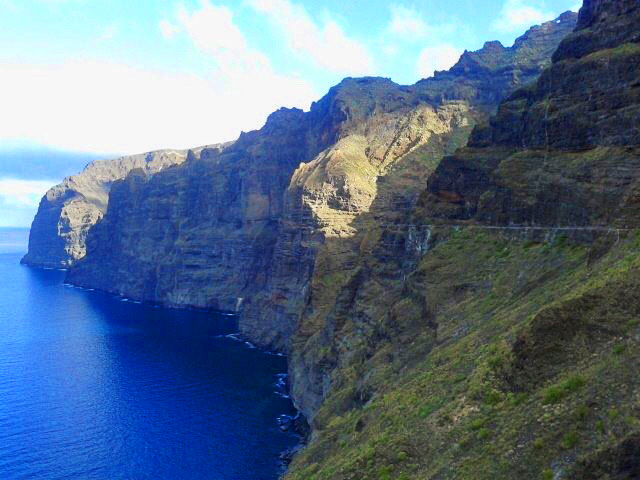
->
[0,228,298,479]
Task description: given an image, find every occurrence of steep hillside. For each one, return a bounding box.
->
[284,1,640,479]
[21,146,226,268]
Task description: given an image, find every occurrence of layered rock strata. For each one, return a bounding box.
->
[285,2,640,479]
[28,14,586,479]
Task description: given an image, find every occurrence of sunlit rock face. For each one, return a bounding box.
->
[65,11,573,332]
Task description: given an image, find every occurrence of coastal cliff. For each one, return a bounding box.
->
[21,147,226,268]
[27,4,640,478]
[423,0,640,227]
[58,17,580,479]
[285,1,640,479]
[65,13,576,354]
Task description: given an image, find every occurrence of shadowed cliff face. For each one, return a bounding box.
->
[67,79,456,325]
[20,148,217,268]
[58,19,579,447]
[278,13,577,422]
[66,106,326,312]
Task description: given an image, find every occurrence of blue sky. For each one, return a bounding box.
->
[0,0,581,226]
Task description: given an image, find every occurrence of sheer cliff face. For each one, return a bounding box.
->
[66,108,325,312]
[65,13,576,356]
[423,0,640,228]
[39,10,612,480]
[280,13,577,420]
[67,79,464,323]
[21,149,198,268]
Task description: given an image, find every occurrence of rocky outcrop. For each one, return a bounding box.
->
[240,86,476,353]
[423,0,640,228]
[21,147,226,268]
[416,11,578,112]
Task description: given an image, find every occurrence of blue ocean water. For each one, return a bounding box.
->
[0,228,298,479]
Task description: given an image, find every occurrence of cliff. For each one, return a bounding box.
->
[417,11,578,111]
[21,147,226,268]
[284,1,640,479]
[30,7,631,479]
[65,13,576,353]
[423,0,640,227]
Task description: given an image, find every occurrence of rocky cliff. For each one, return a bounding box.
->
[66,107,331,312]
[423,0,640,227]
[21,147,225,268]
[65,13,576,353]
[284,1,640,479]
[32,8,628,479]
[417,11,578,112]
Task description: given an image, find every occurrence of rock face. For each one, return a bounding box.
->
[21,148,221,268]
[65,13,576,352]
[67,107,331,312]
[280,13,577,422]
[239,84,476,352]
[31,6,640,479]
[424,0,640,228]
[416,11,578,112]
[282,2,640,479]
[59,18,578,448]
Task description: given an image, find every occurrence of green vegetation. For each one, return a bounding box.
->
[562,431,579,449]
[542,376,586,404]
[287,227,640,480]
[582,42,640,62]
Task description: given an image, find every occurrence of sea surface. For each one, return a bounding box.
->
[0,228,298,479]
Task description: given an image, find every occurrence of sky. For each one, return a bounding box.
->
[0,0,582,226]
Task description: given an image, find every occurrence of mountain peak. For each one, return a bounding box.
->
[577,0,639,30]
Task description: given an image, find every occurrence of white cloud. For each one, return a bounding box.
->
[491,0,555,34]
[386,5,458,43]
[177,3,249,59]
[159,19,179,39]
[0,178,53,207]
[98,24,118,41]
[388,5,428,40]
[416,44,463,79]
[570,2,583,12]
[247,0,373,75]
[0,1,318,154]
